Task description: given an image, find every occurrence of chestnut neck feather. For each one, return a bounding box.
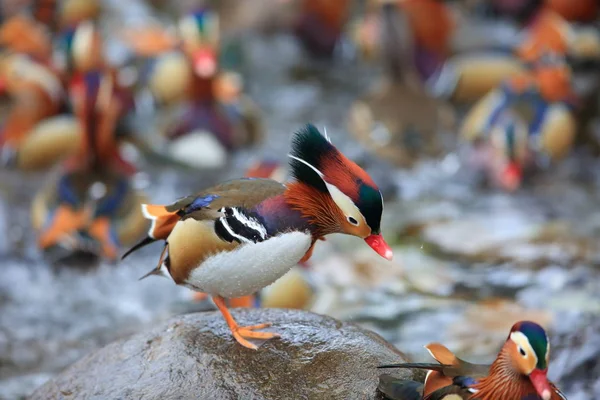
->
[471,346,540,400]
[284,181,342,239]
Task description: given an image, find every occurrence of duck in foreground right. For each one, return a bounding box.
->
[378,321,566,400]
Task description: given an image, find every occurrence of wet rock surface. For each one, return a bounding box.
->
[1,1,600,399]
[31,309,411,400]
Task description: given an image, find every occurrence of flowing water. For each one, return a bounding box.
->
[1,2,599,399]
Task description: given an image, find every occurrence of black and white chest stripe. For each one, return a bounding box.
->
[214,207,269,244]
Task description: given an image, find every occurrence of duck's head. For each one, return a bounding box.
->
[61,21,103,73]
[286,124,392,260]
[506,321,552,400]
[178,9,220,78]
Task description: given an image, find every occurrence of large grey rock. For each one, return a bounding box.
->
[31,309,412,400]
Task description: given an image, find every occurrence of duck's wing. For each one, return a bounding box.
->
[122,178,285,259]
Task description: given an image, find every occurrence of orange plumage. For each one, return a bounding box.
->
[517,9,570,64]
[398,0,454,57]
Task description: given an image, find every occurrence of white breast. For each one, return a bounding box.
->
[187,231,312,298]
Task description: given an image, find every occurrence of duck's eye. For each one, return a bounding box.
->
[347,216,359,226]
[518,346,527,357]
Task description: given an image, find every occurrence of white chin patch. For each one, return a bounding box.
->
[168,130,227,169]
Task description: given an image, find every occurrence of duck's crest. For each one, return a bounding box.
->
[288,123,336,192]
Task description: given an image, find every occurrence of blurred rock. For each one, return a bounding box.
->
[31,309,412,400]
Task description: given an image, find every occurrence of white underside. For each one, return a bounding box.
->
[168,130,227,168]
[187,231,312,298]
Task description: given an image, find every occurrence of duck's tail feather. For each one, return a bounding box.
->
[378,363,446,372]
[121,204,179,260]
[121,236,155,260]
[141,204,180,239]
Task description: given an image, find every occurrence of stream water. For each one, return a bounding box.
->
[1,2,599,399]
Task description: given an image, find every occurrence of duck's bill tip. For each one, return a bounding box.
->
[529,369,552,400]
[365,234,393,261]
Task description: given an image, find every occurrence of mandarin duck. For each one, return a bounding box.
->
[122,124,392,349]
[193,158,315,310]
[124,9,262,169]
[59,21,136,123]
[378,321,566,400]
[32,70,145,264]
[352,0,524,103]
[461,53,577,191]
[0,53,83,170]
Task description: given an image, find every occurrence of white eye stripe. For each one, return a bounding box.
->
[288,154,365,224]
[288,154,325,177]
[510,332,538,365]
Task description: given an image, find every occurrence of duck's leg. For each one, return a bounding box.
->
[228,295,259,308]
[212,295,279,350]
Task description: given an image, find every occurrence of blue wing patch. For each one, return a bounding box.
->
[453,376,478,388]
[186,194,220,212]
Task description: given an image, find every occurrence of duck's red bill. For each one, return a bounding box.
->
[365,234,393,261]
[529,369,552,400]
[500,161,522,191]
[193,49,217,78]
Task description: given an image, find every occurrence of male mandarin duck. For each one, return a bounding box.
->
[378,321,566,400]
[32,70,145,263]
[461,53,577,190]
[60,21,136,120]
[0,53,82,170]
[122,124,392,349]
[193,158,315,310]
[353,0,527,103]
[125,9,262,169]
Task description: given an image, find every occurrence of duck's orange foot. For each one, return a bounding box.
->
[232,323,280,350]
[212,295,279,350]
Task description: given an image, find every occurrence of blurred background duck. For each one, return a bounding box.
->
[0,52,81,171]
[378,321,566,400]
[348,1,457,168]
[461,50,578,191]
[192,158,315,310]
[31,71,147,266]
[352,0,526,104]
[123,8,263,170]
